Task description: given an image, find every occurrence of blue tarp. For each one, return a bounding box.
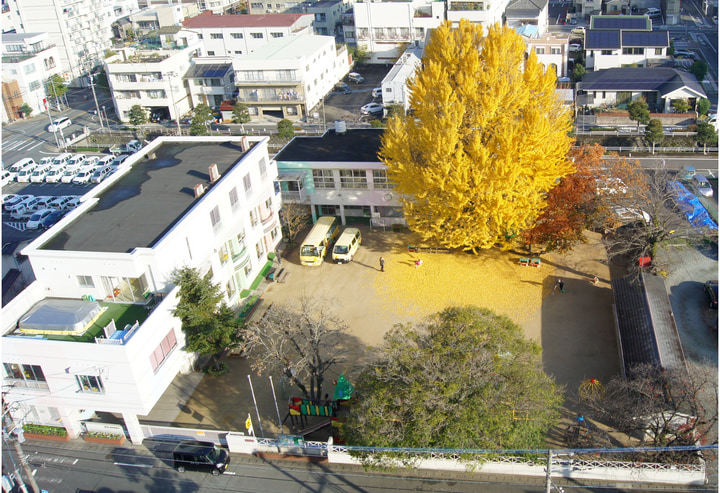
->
[668,181,718,230]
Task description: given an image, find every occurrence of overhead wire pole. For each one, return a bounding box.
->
[39,93,61,149]
[89,73,103,130]
[2,401,41,493]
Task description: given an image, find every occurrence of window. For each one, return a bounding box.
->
[259,157,267,177]
[77,275,94,288]
[340,169,367,189]
[235,51,243,54]
[76,374,104,393]
[244,261,253,276]
[211,33,223,39]
[210,206,222,230]
[601,50,612,55]
[28,80,41,91]
[116,74,137,82]
[271,227,279,240]
[372,170,392,189]
[229,187,239,210]
[251,2,262,7]
[623,47,644,55]
[255,241,264,259]
[198,34,203,39]
[3,363,47,389]
[551,47,561,54]
[146,90,166,99]
[271,32,283,38]
[315,13,326,22]
[23,63,36,74]
[535,47,545,55]
[319,204,338,215]
[251,32,263,39]
[149,330,177,372]
[264,197,272,210]
[243,173,252,196]
[226,277,236,297]
[231,32,243,39]
[655,48,663,55]
[218,243,229,264]
[207,51,215,56]
[313,169,335,189]
[249,209,258,227]
[242,70,264,81]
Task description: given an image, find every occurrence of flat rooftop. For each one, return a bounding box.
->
[274,129,383,163]
[41,142,249,253]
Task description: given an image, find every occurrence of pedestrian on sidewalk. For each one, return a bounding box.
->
[379,257,385,272]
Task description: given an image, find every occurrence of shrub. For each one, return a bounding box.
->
[24,424,68,436]
[85,431,124,440]
[205,361,229,376]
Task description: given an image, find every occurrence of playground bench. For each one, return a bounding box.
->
[530,258,542,267]
[518,257,530,266]
[407,245,451,254]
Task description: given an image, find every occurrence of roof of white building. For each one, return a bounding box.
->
[40,142,251,253]
[1,32,46,44]
[274,129,383,163]
[239,34,333,60]
[183,11,311,28]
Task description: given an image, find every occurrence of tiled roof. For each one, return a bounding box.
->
[183,11,309,29]
[579,68,705,97]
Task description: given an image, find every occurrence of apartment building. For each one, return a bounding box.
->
[1,32,63,121]
[2,136,281,444]
[104,29,202,122]
[305,0,350,36]
[3,0,114,84]
[233,34,351,120]
[445,0,512,27]
[275,128,405,227]
[182,11,314,57]
[138,0,239,15]
[350,0,444,64]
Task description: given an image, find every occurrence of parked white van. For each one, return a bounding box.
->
[692,174,714,197]
[16,162,38,183]
[95,155,115,168]
[90,166,112,184]
[7,158,35,181]
[44,165,66,183]
[52,153,73,167]
[67,154,87,168]
[332,228,362,263]
[10,196,41,218]
[29,162,53,183]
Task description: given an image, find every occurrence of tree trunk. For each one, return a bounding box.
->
[285,368,309,398]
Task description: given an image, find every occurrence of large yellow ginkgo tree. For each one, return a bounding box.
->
[380,20,574,251]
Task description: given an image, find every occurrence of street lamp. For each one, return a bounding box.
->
[165,72,182,136]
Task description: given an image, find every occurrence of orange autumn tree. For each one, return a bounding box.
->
[523,144,604,252]
[380,21,574,252]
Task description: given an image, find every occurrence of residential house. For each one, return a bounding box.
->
[3,0,115,84]
[446,0,511,27]
[182,11,314,57]
[525,32,568,77]
[504,0,549,36]
[573,0,601,20]
[275,128,405,227]
[186,57,236,110]
[2,136,281,445]
[585,16,668,71]
[577,67,706,112]
[1,32,63,121]
[125,4,188,35]
[233,34,351,120]
[378,46,423,112]
[306,0,350,36]
[104,29,203,122]
[351,0,444,64]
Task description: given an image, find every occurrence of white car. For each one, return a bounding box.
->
[569,43,583,52]
[26,209,54,229]
[571,27,586,35]
[361,102,384,116]
[72,167,96,184]
[63,197,81,209]
[47,196,72,209]
[44,166,66,183]
[81,156,100,167]
[60,168,79,183]
[0,170,11,186]
[47,117,72,133]
[3,194,29,211]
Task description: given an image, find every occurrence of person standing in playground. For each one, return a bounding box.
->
[379,257,385,272]
[415,259,423,269]
[556,279,565,292]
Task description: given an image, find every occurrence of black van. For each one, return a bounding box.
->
[172,440,230,475]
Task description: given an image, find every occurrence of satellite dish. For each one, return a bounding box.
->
[384,193,393,201]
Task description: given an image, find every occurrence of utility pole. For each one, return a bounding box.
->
[89,73,103,130]
[39,93,61,149]
[165,72,182,136]
[2,403,40,493]
[48,76,61,111]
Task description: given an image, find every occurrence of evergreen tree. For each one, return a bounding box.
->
[128,105,147,127]
[628,99,650,131]
[380,21,574,252]
[190,104,213,136]
[19,103,33,118]
[645,119,664,154]
[696,121,717,154]
[277,119,295,139]
[696,98,711,117]
[688,60,708,82]
[232,102,251,124]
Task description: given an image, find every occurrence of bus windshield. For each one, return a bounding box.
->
[301,245,319,257]
[334,245,348,255]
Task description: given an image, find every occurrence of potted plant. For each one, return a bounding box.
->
[82,431,126,445]
[23,424,70,442]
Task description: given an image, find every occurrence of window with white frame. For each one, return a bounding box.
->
[244,261,252,276]
[339,169,367,189]
[229,187,239,211]
[259,157,267,177]
[218,243,229,264]
[535,47,545,54]
[29,80,41,91]
[211,33,223,39]
[251,32,263,39]
[226,277,236,297]
[243,173,252,197]
[271,32,283,38]
[231,32,243,39]
[551,47,561,54]
[76,374,104,393]
[271,227,279,240]
[264,197,272,210]
[249,209,258,227]
[146,89,166,99]
[149,329,177,372]
[3,363,48,389]
[313,169,335,189]
[77,275,94,288]
[372,170,392,189]
[255,241,264,259]
[210,206,222,231]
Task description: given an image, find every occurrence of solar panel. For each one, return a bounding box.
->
[586,30,620,49]
[592,16,649,30]
[621,31,668,47]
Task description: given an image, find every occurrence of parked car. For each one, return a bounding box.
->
[35,196,57,210]
[62,197,81,209]
[9,196,41,218]
[704,280,718,309]
[95,155,115,168]
[41,209,68,229]
[173,440,230,475]
[692,174,714,197]
[3,194,26,211]
[673,50,697,60]
[16,164,38,183]
[680,166,696,180]
[111,154,130,169]
[0,169,11,186]
[348,72,365,84]
[47,117,72,133]
[60,168,79,183]
[47,196,72,209]
[372,87,383,98]
[29,162,53,183]
[569,43,583,52]
[336,83,352,94]
[26,209,54,229]
[66,154,87,168]
[7,158,35,181]
[571,27,586,36]
[44,165,67,183]
[81,156,100,167]
[361,102,384,116]
[71,167,97,184]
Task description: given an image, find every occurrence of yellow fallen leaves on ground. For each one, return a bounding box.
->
[373,244,551,327]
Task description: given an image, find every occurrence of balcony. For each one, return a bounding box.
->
[414,8,432,17]
[237,89,305,103]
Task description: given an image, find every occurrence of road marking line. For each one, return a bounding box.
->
[114,462,154,468]
[26,142,43,151]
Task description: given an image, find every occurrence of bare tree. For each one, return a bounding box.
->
[598,164,704,275]
[279,202,311,247]
[242,296,348,401]
[583,362,717,457]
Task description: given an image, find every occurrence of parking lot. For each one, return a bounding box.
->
[318,65,390,124]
